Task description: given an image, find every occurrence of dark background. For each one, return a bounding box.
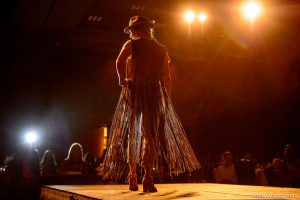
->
[1,0,300,163]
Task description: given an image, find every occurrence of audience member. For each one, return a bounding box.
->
[200,155,217,183]
[235,153,256,185]
[59,143,89,175]
[255,163,268,186]
[40,150,58,176]
[264,157,289,187]
[2,143,41,200]
[283,144,300,187]
[214,151,238,184]
[84,152,97,175]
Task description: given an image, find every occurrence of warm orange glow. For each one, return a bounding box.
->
[97,126,108,157]
[184,10,196,23]
[103,126,107,148]
[242,1,262,22]
[103,127,107,137]
[198,12,207,23]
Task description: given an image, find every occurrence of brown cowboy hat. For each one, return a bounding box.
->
[123,16,155,34]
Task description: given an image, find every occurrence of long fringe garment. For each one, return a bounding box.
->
[99,38,200,180]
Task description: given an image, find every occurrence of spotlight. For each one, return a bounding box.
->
[25,131,38,145]
[198,12,207,23]
[184,10,196,23]
[242,1,262,22]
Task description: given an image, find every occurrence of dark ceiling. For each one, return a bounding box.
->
[2,0,300,52]
[0,1,299,64]
[2,0,174,52]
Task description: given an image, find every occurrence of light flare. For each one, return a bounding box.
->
[184,10,196,23]
[242,1,262,22]
[25,131,38,144]
[198,12,207,23]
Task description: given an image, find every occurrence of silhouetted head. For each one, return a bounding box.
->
[222,151,233,165]
[41,149,57,165]
[66,143,84,162]
[124,16,155,39]
[272,157,283,169]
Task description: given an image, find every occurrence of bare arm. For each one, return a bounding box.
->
[163,52,172,96]
[116,40,132,86]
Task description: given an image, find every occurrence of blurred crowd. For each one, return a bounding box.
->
[0,142,299,200]
[198,144,300,187]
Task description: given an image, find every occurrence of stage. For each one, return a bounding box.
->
[40,183,299,200]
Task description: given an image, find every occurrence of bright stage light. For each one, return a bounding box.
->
[184,10,196,23]
[25,131,38,144]
[242,1,262,21]
[198,12,207,23]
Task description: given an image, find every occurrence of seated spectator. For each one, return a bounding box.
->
[235,153,256,185]
[84,152,97,175]
[255,166,268,186]
[264,157,289,187]
[283,144,300,187]
[214,151,237,184]
[2,143,41,200]
[59,143,89,175]
[254,161,268,186]
[200,155,217,183]
[40,150,58,176]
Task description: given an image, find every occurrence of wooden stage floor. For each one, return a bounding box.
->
[40,183,300,200]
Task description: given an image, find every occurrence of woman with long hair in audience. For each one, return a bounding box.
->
[40,150,57,176]
[59,143,89,175]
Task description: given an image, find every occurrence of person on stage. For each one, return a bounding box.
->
[98,16,200,192]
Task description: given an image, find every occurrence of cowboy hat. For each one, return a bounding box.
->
[124,16,155,34]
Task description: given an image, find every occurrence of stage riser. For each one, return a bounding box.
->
[40,183,300,200]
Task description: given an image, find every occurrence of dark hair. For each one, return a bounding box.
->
[40,149,57,166]
[65,142,84,161]
[222,151,232,160]
[131,24,154,39]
